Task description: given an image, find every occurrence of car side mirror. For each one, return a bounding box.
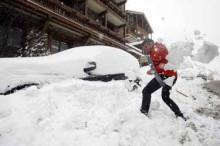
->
[83,61,96,75]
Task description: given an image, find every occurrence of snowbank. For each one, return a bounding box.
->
[0,69,220,146]
[0,43,220,146]
[164,39,219,72]
[205,80,220,95]
[192,41,219,63]
[165,41,194,70]
[0,46,139,93]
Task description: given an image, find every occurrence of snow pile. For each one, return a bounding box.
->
[162,31,219,71]
[179,58,215,79]
[165,41,194,70]
[164,38,220,97]
[208,55,220,78]
[165,39,219,74]
[0,46,139,93]
[0,44,220,146]
[192,41,219,63]
[205,80,220,95]
[1,68,220,146]
[0,46,139,77]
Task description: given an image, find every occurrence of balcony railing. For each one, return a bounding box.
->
[98,0,126,18]
[29,0,124,42]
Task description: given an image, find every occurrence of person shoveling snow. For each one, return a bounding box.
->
[140,39,187,121]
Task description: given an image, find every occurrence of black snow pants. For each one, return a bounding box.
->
[141,75,182,116]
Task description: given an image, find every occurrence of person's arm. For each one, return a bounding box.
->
[154,59,167,73]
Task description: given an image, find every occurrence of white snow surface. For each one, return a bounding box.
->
[0,45,220,146]
[165,39,219,74]
[0,46,139,93]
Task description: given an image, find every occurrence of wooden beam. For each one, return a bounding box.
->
[141,16,144,28]
[123,24,126,42]
[136,14,138,24]
[127,14,130,25]
[48,31,52,53]
[41,15,52,35]
[104,11,108,27]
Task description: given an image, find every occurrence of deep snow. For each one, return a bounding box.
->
[0,43,220,146]
[0,46,139,93]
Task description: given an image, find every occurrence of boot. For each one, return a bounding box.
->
[140,109,148,116]
[176,112,188,121]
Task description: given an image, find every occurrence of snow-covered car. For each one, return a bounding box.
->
[0,46,140,95]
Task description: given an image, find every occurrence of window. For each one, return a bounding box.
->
[0,26,4,46]
[7,28,22,48]
[60,42,69,51]
[0,26,22,48]
[51,38,70,54]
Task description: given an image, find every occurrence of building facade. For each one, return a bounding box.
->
[0,0,152,58]
[125,10,153,43]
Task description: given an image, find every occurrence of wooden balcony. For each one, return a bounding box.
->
[99,0,126,18]
[88,0,126,27]
[132,24,149,37]
[12,0,124,43]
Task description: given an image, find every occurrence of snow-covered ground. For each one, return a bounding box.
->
[0,43,220,146]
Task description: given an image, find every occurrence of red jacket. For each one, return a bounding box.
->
[148,43,177,77]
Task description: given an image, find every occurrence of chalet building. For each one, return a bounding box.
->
[0,0,152,58]
[125,10,153,43]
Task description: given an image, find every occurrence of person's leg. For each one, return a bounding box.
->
[141,78,161,113]
[161,85,182,115]
[161,83,187,121]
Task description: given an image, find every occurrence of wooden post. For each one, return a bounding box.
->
[84,0,88,16]
[136,14,138,24]
[123,26,126,44]
[48,31,52,53]
[104,11,108,27]
[41,15,51,35]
